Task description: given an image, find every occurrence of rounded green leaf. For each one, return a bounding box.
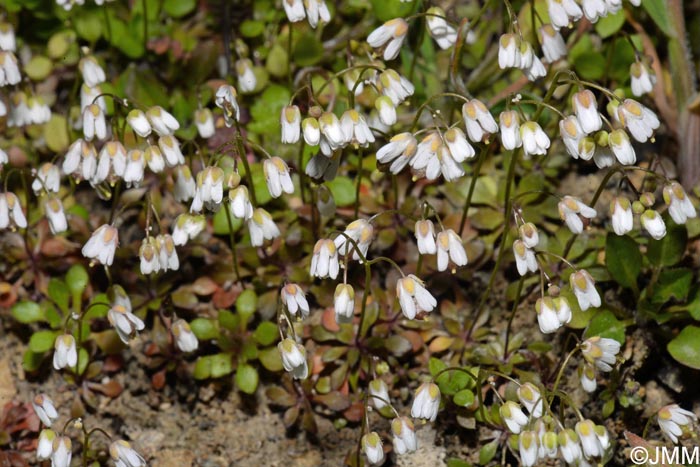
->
[254,321,278,346]
[605,233,641,289]
[453,389,475,407]
[29,330,59,353]
[190,318,219,340]
[236,364,259,394]
[66,264,89,296]
[163,0,195,17]
[12,301,44,324]
[24,56,52,81]
[583,309,626,344]
[668,325,700,369]
[44,115,71,153]
[647,221,687,267]
[236,289,258,316]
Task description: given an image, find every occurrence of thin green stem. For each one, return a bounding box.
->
[233,119,258,206]
[354,150,362,218]
[503,275,525,361]
[224,205,241,282]
[549,346,580,404]
[459,145,489,235]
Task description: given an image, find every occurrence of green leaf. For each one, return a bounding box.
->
[647,220,687,267]
[73,8,102,42]
[11,301,44,324]
[478,440,499,465]
[453,389,475,407]
[574,51,606,80]
[24,56,52,81]
[212,208,243,235]
[651,268,692,304]
[292,32,323,67]
[326,176,356,207]
[429,357,447,377]
[190,318,219,340]
[668,325,700,369]
[236,289,258,316]
[240,20,265,38]
[236,364,259,394]
[583,309,626,344]
[44,115,71,153]
[22,350,44,372]
[66,264,89,296]
[369,0,419,21]
[29,330,59,354]
[641,0,672,35]
[258,346,283,372]
[605,234,641,289]
[193,353,233,379]
[595,10,625,38]
[254,322,278,346]
[48,278,70,314]
[163,0,195,17]
[218,309,239,332]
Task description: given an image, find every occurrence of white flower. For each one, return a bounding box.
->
[610,196,633,235]
[519,222,539,248]
[25,96,51,125]
[378,69,414,105]
[173,165,196,202]
[558,196,597,234]
[376,132,417,174]
[0,192,26,230]
[617,98,660,143]
[52,436,72,467]
[82,224,118,266]
[0,148,7,166]
[158,135,185,167]
[109,440,146,467]
[499,110,522,150]
[498,33,521,69]
[513,240,537,276]
[80,84,106,114]
[278,338,308,379]
[560,116,585,158]
[392,417,417,455]
[462,99,498,143]
[520,121,550,156]
[559,429,583,464]
[500,401,529,434]
[37,429,55,460]
[524,55,547,81]
[657,404,697,443]
[581,0,608,22]
[146,106,179,136]
[426,7,457,50]
[444,127,475,162]
[575,420,603,457]
[334,284,355,323]
[93,141,127,184]
[282,0,305,22]
[171,213,206,246]
[344,69,366,96]
[572,90,602,134]
[369,379,390,409]
[415,219,437,255]
[580,363,597,392]
[547,0,582,28]
[126,109,152,137]
[123,149,145,188]
[32,394,58,427]
[229,185,254,220]
[318,111,346,151]
[0,23,16,52]
[156,234,179,272]
[310,238,340,279]
[663,182,697,224]
[367,18,409,61]
[280,105,301,144]
[374,96,396,126]
[335,219,373,261]
[304,0,331,28]
[361,432,384,465]
[215,84,240,126]
[396,274,437,319]
[570,269,601,311]
[581,336,620,372]
[79,56,105,87]
[32,163,61,194]
[108,299,144,345]
[248,208,280,247]
[630,61,656,96]
[263,157,294,198]
[0,51,21,86]
[436,229,468,272]
[145,145,165,173]
[194,108,215,138]
[45,197,68,234]
[539,25,567,62]
[409,132,440,179]
[281,283,310,319]
[302,117,321,145]
[519,431,538,467]
[608,129,636,165]
[191,166,224,212]
[235,58,256,93]
[641,209,666,239]
[517,383,543,418]
[52,334,77,370]
[411,382,440,421]
[340,109,375,147]
[537,297,567,333]
[172,319,198,353]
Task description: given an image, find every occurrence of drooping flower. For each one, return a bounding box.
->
[630,61,656,96]
[657,404,697,444]
[367,18,409,61]
[32,394,58,427]
[82,224,118,266]
[519,430,538,467]
[396,275,437,319]
[436,229,468,272]
[499,110,522,150]
[617,99,660,143]
[498,34,521,69]
[392,417,417,455]
[248,208,280,247]
[608,129,636,165]
[215,84,240,126]
[558,196,597,234]
[333,284,355,323]
[580,363,597,393]
[264,157,295,198]
[663,182,697,225]
[539,25,567,63]
[53,334,77,370]
[610,196,633,235]
[0,192,26,230]
[194,108,215,139]
[37,429,55,460]
[79,56,105,87]
[82,103,108,141]
[108,293,145,344]
[361,432,384,465]
[51,436,72,467]
[425,7,458,50]
[172,319,198,353]
[377,69,414,106]
[310,238,340,279]
[368,379,390,409]
[411,382,440,421]
[462,99,498,143]
[640,209,666,239]
[520,121,550,156]
[581,336,621,372]
[109,440,146,467]
[335,219,374,261]
[235,58,256,93]
[572,89,602,134]
[376,132,417,174]
[340,109,375,147]
[146,106,180,136]
[415,219,437,255]
[560,115,585,159]
[304,0,331,29]
[575,419,604,458]
[558,429,583,464]
[278,338,308,379]
[45,197,68,235]
[500,401,529,434]
[126,109,152,137]
[570,269,601,311]
[280,105,301,144]
[517,383,543,418]
[281,283,310,319]
[546,0,582,29]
